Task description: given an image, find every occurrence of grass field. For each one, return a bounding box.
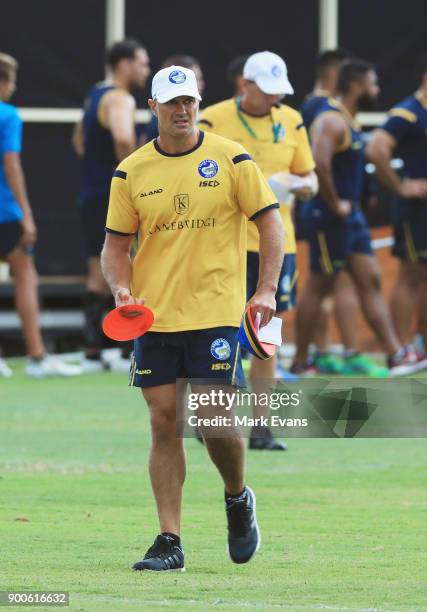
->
[1,363,427,611]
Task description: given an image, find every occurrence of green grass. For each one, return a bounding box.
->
[1,364,427,611]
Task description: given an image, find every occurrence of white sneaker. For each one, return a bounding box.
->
[0,357,13,378]
[81,357,108,373]
[109,356,131,373]
[26,356,83,378]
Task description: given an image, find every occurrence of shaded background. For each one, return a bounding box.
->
[0,0,426,274]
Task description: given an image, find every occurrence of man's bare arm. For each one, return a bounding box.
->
[3,152,37,245]
[366,129,427,199]
[249,208,284,327]
[101,232,137,306]
[71,120,84,157]
[310,114,350,218]
[105,94,137,162]
[290,170,318,201]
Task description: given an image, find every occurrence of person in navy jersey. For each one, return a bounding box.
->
[144,54,204,143]
[299,50,384,376]
[292,59,427,376]
[301,49,349,129]
[367,54,427,355]
[72,39,150,373]
[0,53,81,378]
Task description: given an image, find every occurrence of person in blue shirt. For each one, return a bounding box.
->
[143,54,205,143]
[0,53,81,378]
[292,59,427,376]
[367,54,427,355]
[72,39,150,373]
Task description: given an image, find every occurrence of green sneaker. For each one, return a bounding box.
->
[342,353,388,377]
[314,353,345,374]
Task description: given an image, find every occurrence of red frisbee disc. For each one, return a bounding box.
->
[102,305,154,341]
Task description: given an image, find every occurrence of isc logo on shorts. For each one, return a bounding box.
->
[211,363,231,371]
[136,369,152,375]
[210,338,231,360]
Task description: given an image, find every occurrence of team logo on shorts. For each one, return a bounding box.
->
[198,159,219,179]
[169,70,186,84]
[210,338,231,361]
[271,64,282,77]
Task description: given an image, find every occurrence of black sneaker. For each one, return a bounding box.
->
[132,534,185,572]
[249,426,288,451]
[226,486,260,564]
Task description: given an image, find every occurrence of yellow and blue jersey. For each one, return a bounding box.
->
[380,93,427,182]
[301,98,372,274]
[311,98,365,208]
[106,130,279,332]
[199,98,314,254]
[79,84,139,204]
[300,90,334,130]
[381,94,427,262]
[0,101,23,223]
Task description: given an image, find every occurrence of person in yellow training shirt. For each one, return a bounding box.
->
[101,66,283,571]
[200,51,317,450]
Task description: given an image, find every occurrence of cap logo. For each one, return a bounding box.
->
[271,64,282,78]
[198,159,219,178]
[169,70,186,84]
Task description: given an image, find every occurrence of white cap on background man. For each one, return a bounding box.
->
[243,51,294,95]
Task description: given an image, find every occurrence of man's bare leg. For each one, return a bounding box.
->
[348,253,400,356]
[143,383,186,535]
[417,268,427,350]
[84,257,111,359]
[250,355,275,420]
[390,261,422,345]
[294,273,335,365]
[7,247,44,358]
[334,270,360,351]
[193,384,245,495]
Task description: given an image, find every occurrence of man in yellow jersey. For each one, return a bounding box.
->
[199,51,317,450]
[101,66,283,571]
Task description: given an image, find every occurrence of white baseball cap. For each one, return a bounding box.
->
[151,65,202,103]
[243,51,294,95]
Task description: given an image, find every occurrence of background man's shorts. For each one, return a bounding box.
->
[392,200,427,263]
[302,204,373,274]
[0,221,22,258]
[78,198,109,258]
[130,326,245,389]
[247,251,297,313]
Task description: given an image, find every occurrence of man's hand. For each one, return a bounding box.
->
[331,199,352,219]
[114,287,144,317]
[399,178,427,199]
[289,172,318,201]
[247,290,276,328]
[20,216,37,246]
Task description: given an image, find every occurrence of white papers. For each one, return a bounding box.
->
[268,171,291,204]
[258,316,283,347]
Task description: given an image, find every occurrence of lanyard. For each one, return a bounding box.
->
[235,97,284,143]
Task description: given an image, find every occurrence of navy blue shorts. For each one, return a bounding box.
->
[247,251,297,312]
[130,326,245,389]
[0,221,22,258]
[392,199,427,263]
[302,203,373,275]
[79,198,109,258]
